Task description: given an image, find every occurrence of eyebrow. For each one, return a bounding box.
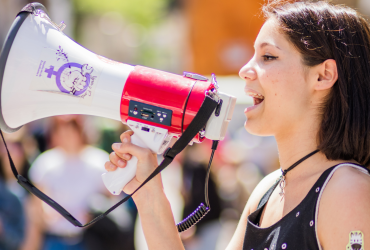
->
[254,42,281,50]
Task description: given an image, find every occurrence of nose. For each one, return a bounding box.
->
[239,60,257,81]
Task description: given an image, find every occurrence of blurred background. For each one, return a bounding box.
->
[0,0,367,249]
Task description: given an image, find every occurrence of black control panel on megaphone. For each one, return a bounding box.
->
[128,100,172,126]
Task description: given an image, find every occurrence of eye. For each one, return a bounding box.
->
[262,55,278,61]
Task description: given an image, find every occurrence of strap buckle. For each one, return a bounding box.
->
[163,147,175,160]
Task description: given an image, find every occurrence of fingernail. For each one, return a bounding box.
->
[118,160,125,167]
[113,143,121,150]
[109,162,116,170]
[106,162,115,171]
[123,153,131,161]
[122,137,128,143]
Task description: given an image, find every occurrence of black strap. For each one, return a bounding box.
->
[254,179,280,226]
[256,179,280,210]
[282,150,320,177]
[181,81,197,134]
[1,95,218,228]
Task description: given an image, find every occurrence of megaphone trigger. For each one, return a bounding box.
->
[102,154,139,195]
[102,120,170,195]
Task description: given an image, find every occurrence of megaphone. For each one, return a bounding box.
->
[0,3,236,195]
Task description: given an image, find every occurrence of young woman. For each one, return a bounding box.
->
[105,1,370,249]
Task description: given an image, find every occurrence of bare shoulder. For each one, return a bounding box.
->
[226,168,281,250]
[318,164,370,249]
[320,165,370,207]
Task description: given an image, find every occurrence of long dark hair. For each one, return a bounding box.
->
[263,1,370,167]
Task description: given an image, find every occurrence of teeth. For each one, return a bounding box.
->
[247,92,264,99]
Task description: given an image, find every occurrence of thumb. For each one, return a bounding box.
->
[120,130,134,144]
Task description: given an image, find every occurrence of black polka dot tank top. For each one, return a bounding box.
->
[242,163,370,250]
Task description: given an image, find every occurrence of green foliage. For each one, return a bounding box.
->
[73,0,169,27]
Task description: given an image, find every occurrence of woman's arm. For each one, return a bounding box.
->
[132,183,184,250]
[318,166,370,250]
[105,131,184,250]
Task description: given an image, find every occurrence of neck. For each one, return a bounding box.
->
[276,130,318,172]
[274,117,331,178]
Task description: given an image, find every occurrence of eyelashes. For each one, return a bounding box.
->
[262,55,278,61]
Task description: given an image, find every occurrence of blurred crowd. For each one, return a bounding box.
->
[0,114,279,250]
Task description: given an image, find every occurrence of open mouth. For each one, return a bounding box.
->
[246,91,264,106]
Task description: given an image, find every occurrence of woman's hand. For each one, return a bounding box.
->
[104,130,163,197]
[105,131,185,250]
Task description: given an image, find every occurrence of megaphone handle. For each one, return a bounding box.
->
[101,133,147,195]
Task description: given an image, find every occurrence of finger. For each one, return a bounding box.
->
[112,141,154,162]
[111,143,132,161]
[120,130,134,144]
[109,152,128,168]
[112,150,132,161]
[104,161,118,172]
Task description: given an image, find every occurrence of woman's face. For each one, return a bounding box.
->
[239,18,315,137]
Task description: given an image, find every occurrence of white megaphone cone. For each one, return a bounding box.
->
[0,4,133,130]
[0,3,237,196]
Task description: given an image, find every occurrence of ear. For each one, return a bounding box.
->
[314,59,338,90]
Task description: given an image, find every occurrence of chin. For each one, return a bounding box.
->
[244,120,272,137]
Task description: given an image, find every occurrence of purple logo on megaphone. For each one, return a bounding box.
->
[44,63,94,96]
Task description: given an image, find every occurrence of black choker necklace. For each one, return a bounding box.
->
[279,149,320,199]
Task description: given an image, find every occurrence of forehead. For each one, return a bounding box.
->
[254,18,294,51]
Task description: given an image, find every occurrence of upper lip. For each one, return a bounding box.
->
[244,88,264,99]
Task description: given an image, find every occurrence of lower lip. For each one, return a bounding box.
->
[244,103,262,113]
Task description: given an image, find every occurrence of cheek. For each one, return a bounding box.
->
[261,71,283,108]
[263,68,306,116]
